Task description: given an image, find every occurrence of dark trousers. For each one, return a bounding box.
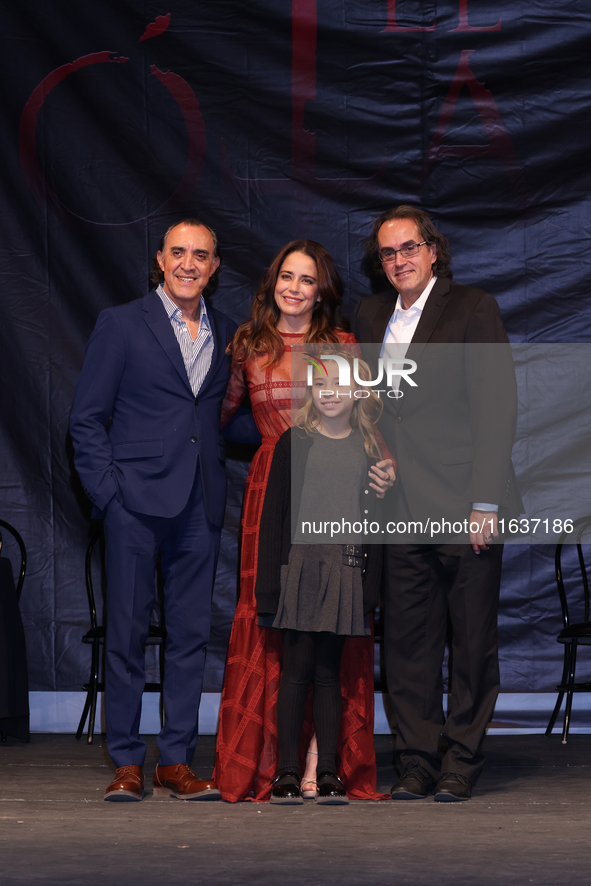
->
[103,472,221,768]
[384,542,503,784]
[276,630,346,775]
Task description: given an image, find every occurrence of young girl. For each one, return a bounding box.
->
[255,351,389,805]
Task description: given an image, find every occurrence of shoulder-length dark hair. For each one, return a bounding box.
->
[231,239,349,367]
[366,205,453,280]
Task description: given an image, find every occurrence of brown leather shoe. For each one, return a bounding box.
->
[153,764,221,800]
[104,765,144,802]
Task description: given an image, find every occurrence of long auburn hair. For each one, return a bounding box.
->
[230,240,348,367]
[295,352,383,459]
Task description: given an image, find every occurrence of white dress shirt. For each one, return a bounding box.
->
[382,276,438,348]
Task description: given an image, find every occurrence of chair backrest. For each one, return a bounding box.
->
[0,519,27,601]
[84,526,164,631]
[83,526,164,684]
[85,527,106,631]
[555,515,591,628]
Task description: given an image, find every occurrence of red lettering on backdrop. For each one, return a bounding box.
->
[149,66,207,212]
[422,50,519,183]
[384,2,500,33]
[223,0,384,194]
[19,21,207,221]
[383,1,436,33]
[139,13,171,42]
[451,0,501,33]
[292,0,316,180]
[19,52,126,204]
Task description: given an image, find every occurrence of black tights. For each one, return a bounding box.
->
[276,630,346,775]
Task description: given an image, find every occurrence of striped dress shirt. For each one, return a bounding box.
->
[156,284,214,396]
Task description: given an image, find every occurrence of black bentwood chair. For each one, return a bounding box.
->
[546,516,591,743]
[76,528,166,744]
[0,520,26,602]
[0,520,28,742]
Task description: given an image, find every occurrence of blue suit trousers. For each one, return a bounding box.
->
[103,470,220,767]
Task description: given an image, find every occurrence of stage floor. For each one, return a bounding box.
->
[1,734,589,885]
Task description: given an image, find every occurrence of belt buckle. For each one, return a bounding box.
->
[344,544,361,567]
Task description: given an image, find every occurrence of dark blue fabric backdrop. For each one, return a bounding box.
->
[1,0,590,694]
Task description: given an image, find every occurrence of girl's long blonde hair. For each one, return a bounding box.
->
[295,351,384,459]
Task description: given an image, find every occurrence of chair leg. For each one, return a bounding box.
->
[87,641,101,745]
[545,644,570,736]
[1,732,6,742]
[545,691,565,737]
[75,691,92,741]
[562,641,578,744]
[87,687,98,745]
[158,642,165,729]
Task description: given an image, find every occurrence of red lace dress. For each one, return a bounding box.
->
[214,330,380,802]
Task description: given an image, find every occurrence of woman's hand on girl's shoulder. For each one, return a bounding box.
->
[368,459,396,499]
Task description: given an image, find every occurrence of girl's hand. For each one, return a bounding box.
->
[369,459,396,498]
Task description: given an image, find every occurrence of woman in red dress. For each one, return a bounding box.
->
[214,240,388,801]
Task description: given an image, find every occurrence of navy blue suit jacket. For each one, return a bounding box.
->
[70,290,238,526]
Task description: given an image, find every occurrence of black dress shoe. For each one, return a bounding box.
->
[316,771,349,805]
[391,764,436,800]
[433,773,472,802]
[270,771,304,805]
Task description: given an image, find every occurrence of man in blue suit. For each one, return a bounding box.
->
[71,220,239,802]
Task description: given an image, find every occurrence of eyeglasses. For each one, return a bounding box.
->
[378,241,427,263]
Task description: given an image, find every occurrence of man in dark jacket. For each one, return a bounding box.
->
[351,206,522,802]
[70,220,240,802]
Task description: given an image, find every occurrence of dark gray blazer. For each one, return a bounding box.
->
[351,277,523,528]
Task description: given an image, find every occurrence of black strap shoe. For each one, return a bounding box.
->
[270,771,304,805]
[433,773,472,802]
[316,771,349,805]
[391,764,436,800]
